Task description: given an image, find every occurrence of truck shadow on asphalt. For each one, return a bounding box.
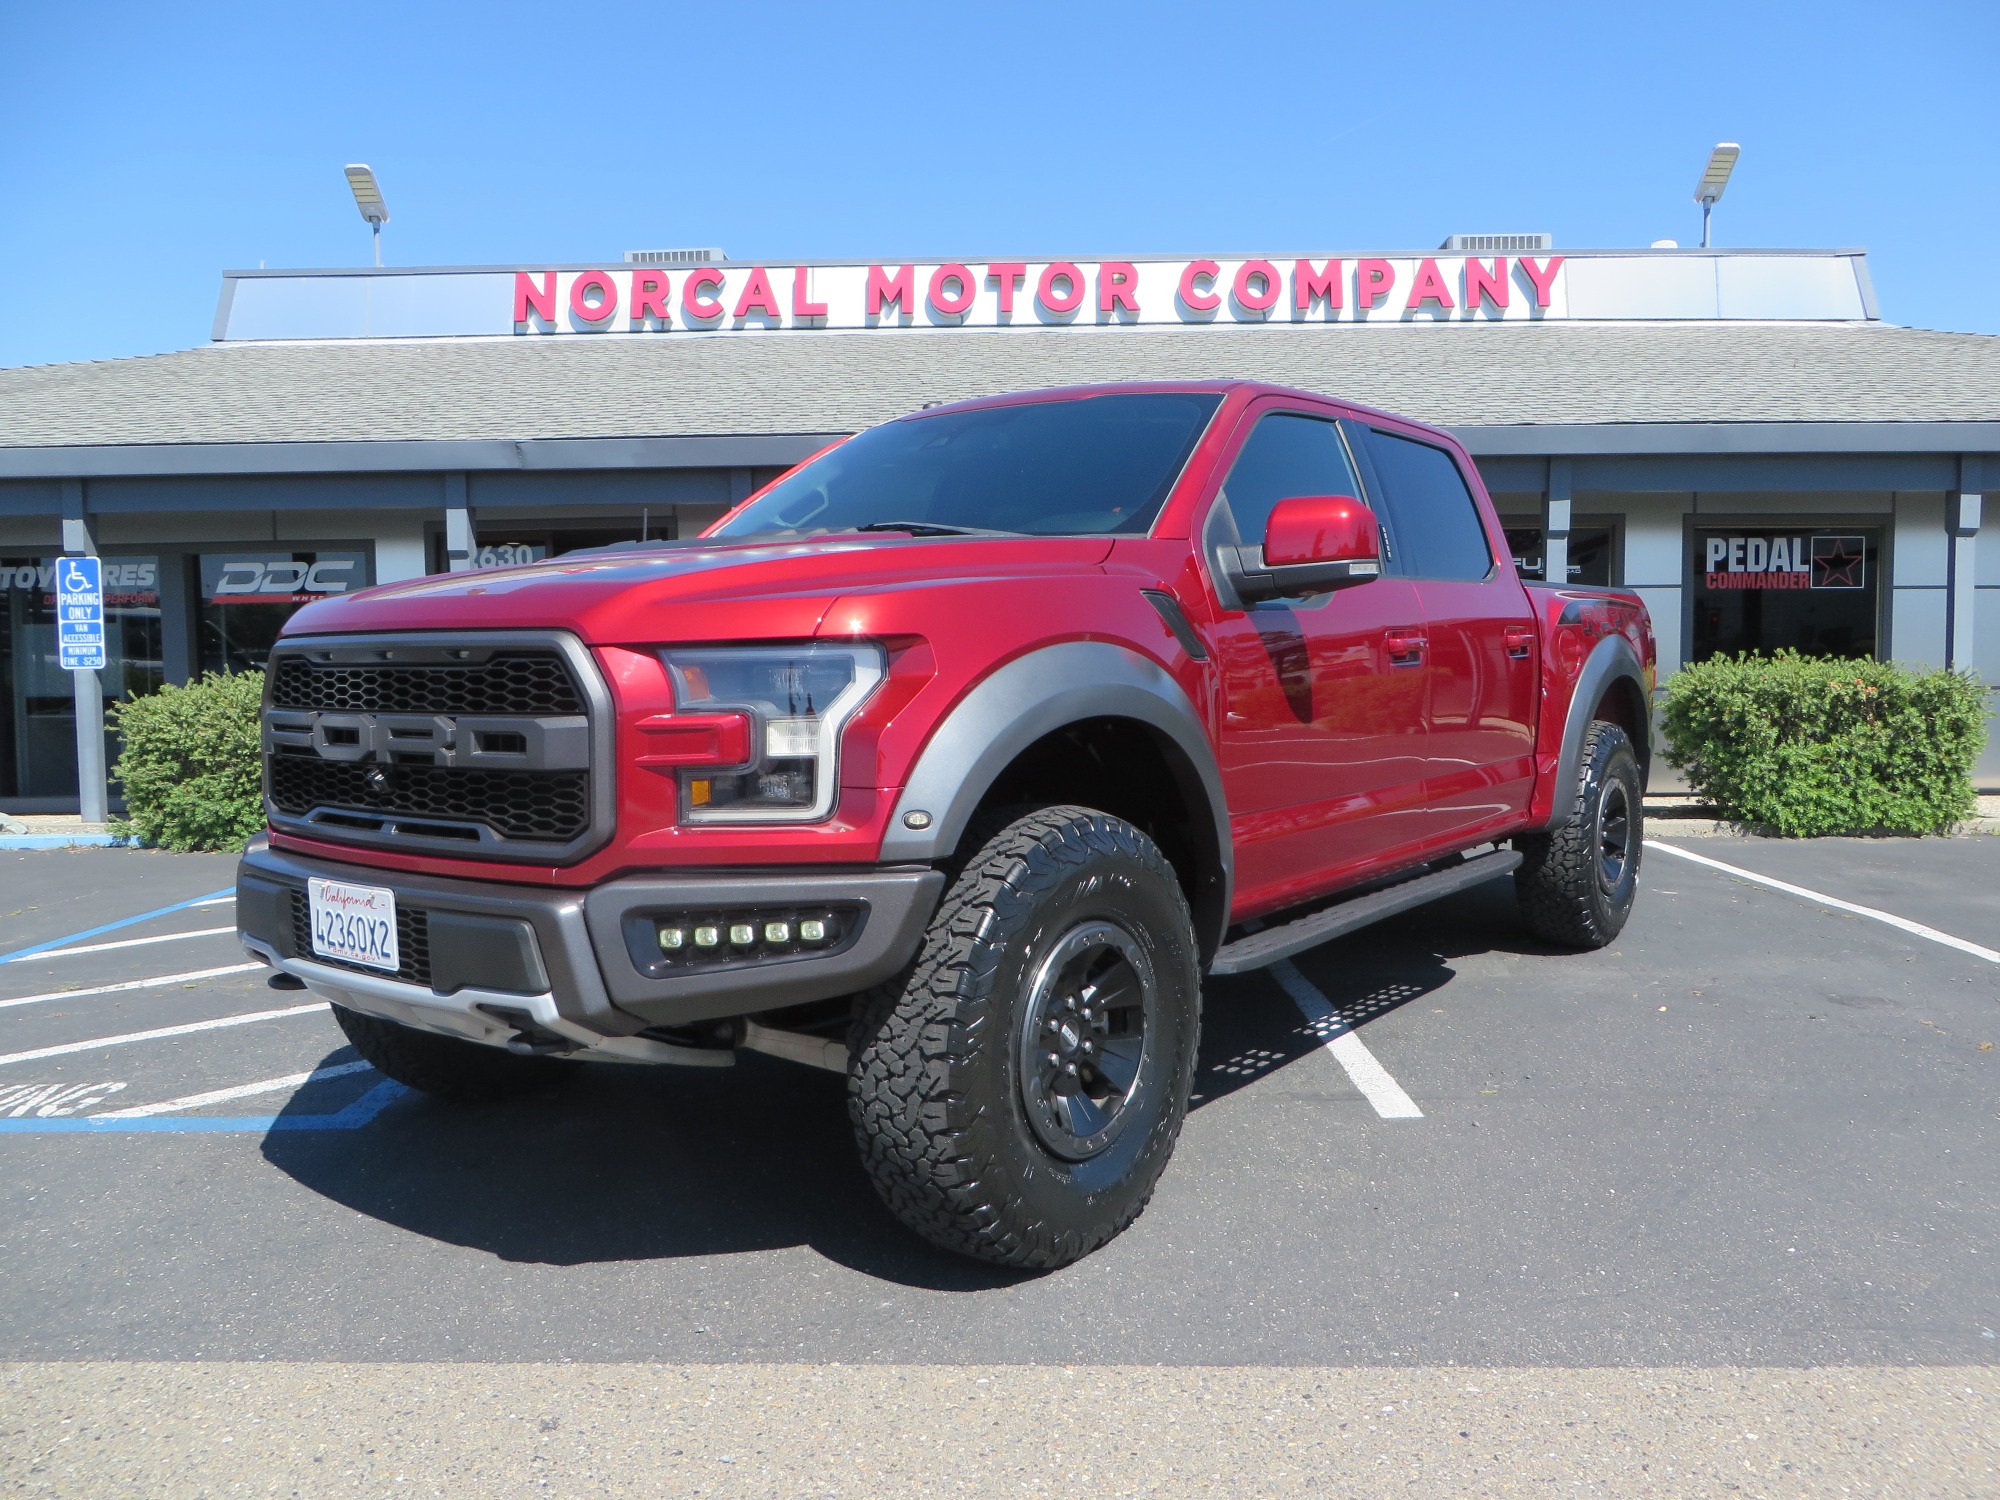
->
[260,884,1558,1289]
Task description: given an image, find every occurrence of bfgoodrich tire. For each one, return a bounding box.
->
[331,1005,570,1103]
[847,805,1202,1269]
[1515,720,1643,948]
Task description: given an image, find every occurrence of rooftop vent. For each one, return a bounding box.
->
[1439,234,1553,253]
[623,247,726,265]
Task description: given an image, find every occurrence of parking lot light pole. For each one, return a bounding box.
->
[1694,143,1741,249]
[344,164,389,266]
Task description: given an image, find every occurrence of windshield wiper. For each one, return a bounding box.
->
[852,520,1024,538]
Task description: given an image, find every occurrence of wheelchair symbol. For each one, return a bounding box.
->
[62,560,94,594]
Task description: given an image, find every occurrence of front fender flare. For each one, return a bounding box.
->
[877,641,1232,954]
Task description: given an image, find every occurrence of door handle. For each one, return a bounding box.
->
[1385,630,1427,666]
[1504,625,1535,660]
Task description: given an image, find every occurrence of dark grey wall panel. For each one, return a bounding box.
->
[0,479,61,516]
[469,469,733,509]
[1569,453,1958,493]
[87,473,445,513]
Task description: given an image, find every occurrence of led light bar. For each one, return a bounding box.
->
[647,905,857,971]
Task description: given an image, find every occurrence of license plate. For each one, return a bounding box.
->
[307,877,400,972]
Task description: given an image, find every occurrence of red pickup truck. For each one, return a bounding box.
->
[237,381,1655,1268]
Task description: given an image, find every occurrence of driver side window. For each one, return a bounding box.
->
[1217,412,1364,547]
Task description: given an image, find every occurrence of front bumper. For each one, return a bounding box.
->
[236,843,944,1058]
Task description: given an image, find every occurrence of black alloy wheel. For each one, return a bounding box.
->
[1016,920,1156,1162]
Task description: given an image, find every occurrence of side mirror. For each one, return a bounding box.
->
[1221,494,1383,605]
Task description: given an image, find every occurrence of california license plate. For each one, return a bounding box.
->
[307,877,400,971]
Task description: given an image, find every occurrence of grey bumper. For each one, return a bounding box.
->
[236,843,944,1053]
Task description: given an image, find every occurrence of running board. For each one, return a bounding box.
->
[1208,849,1523,976]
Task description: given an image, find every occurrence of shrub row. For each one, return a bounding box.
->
[110,670,267,853]
[1660,650,1987,837]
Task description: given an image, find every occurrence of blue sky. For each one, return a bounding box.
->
[3,0,1995,368]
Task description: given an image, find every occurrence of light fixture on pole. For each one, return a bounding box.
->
[344,164,390,266]
[1693,142,1740,249]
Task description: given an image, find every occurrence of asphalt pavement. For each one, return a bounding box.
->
[1,835,1995,1494]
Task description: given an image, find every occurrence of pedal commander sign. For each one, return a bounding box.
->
[1701,534,1868,590]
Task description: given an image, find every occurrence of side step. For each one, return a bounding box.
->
[1208,848,1523,977]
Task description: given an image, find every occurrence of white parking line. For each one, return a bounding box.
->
[191,897,236,908]
[1645,840,1999,964]
[0,963,264,1012]
[1267,959,1424,1119]
[96,1059,373,1118]
[0,1003,328,1067]
[27,927,237,961]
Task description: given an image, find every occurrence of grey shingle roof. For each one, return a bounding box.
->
[3,321,1998,451]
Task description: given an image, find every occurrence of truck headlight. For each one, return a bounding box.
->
[660,644,884,823]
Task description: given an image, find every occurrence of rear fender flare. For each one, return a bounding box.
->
[878,641,1232,952]
[1544,634,1649,830]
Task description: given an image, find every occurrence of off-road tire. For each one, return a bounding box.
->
[1515,720,1643,948]
[331,1005,570,1103]
[848,805,1202,1269]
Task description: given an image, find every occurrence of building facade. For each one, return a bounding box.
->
[0,246,1993,809]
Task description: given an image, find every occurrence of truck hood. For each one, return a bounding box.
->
[281,534,1117,644]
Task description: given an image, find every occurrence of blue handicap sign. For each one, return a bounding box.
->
[57,555,105,671]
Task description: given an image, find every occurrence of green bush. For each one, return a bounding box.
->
[111,670,267,852]
[1660,651,1987,837]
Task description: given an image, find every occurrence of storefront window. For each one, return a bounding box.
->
[198,551,372,674]
[1689,526,1881,662]
[0,556,162,799]
[1503,524,1616,585]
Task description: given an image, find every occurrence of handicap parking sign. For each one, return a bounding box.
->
[57,555,106,671]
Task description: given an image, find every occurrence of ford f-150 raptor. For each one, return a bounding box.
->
[237,380,1656,1268]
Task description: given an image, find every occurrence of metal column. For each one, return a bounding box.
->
[1945,456,1982,674]
[1543,458,1572,587]
[59,483,108,824]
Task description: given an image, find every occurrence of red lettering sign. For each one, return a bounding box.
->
[1354,259,1395,311]
[1464,257,1509,311]
[986,262,1027,316]
[928,264,975,317]
[683,266,726,321]
[1405,257,1455,310]
[1098,262,1139,314]
[1233,260,1280,313]
[1038,262,1084,315]
[514,271,556,323]
[631,270,671,322]
[732,267,782,320]
[1294,259,1343,312]
[1178,260,1221,313]
[791,266,827,321]
[569,270,617,323]
[867,264,915,318]
[1519,255,1563,307]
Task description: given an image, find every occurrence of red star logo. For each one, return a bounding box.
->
[1811,537,1865,589]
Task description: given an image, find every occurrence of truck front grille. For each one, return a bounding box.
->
[262,633,610,863]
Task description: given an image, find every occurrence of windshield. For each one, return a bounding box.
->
[712,391,1222,539]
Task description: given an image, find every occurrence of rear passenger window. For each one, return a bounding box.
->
[1363,430,1493,581]
[1217,413,1363,548]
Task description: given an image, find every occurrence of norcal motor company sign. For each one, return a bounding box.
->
[211,251,1877,341]
[511,255,1565,334]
